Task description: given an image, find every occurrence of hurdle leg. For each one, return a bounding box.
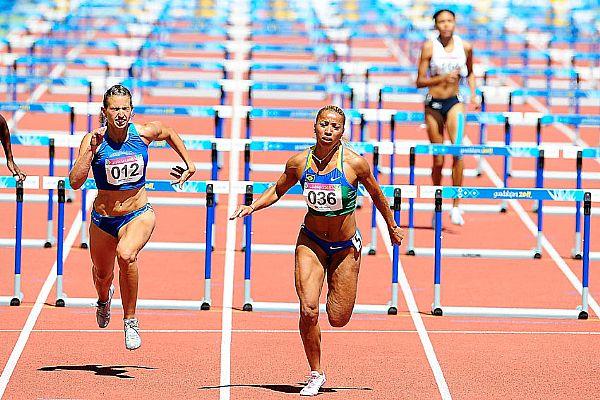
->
[9,182,24,305]
[406,148,416,255]
[55,181,67,307]
[572,151,583,259]
[432,190,443,315]
[201,185,215,310]
[45,139,55,247]
[243,186,254,311]
[388,189,402,315]
[578,193,591,319]
[80,189,88,248]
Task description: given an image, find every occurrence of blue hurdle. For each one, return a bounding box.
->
[45,177,220,310]
[0,101,80,248]
[563,146,600,259]
[428,186,596,319]
[240,181,413,314]
[404,144,554,258]
[0,176,40,306]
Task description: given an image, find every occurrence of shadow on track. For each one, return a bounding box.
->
[38,364,156,379]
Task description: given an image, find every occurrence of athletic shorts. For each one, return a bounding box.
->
[425,94,462,118]
[91,203,153,238]
[300,224,362,258]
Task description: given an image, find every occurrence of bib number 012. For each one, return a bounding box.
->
[110,163,139,181]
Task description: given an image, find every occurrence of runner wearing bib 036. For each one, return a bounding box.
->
[300,145,357,217]
[91,123,148,190]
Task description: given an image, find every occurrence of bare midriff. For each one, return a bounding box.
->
[428,77,460,99]
[93,187,148,216]
[303,213,357,242]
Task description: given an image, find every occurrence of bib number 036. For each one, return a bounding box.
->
[307,190,337,206]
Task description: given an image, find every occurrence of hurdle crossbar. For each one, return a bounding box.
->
[430,187,596,319]
[43,177,219,310]
[241,182,410,315]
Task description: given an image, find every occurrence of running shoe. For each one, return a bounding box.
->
[124,318,142,350]
[96,284,115,328]
[450,206,464,225]
[300,371,326,396]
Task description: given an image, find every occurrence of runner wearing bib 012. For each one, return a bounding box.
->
[300,145,357,217]
[91,123,148,191]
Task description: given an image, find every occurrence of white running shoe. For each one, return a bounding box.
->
[450,207,465,226]
[124,318,142,350]
[300,371,326,396]
[96,285,115,328]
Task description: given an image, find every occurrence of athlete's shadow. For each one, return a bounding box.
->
[199,383,372,395]
[38,364,156,379]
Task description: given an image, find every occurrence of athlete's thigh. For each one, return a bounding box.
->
[295,232,327,306]
[326,248,361,315]
[425,108,445,144]
[445,102,466,144]
[89,222,117,271]
[117,208,156,255]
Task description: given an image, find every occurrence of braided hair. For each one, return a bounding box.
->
[316,105,345,125]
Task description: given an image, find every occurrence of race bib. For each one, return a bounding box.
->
[303,182,342,212]
[105,154,144,186]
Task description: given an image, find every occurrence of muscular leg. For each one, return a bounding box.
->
[295,231,327,373]
[425,108,445,186]
[116,209,155,319]
[89,223,117,303]
[325,247,361,328]
[446,103,466,207]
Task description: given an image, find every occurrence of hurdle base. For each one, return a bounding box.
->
[144,242,207,252]
[242,303,253,311]
[0,238,51,248]
[56,297,211,310]
[80,242,89,249]
[432,306,584,319]
[0,295,23,306]
[410,248,539,259]
[368,248,376,255]
[247,301,396,315]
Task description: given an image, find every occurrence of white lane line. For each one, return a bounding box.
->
[470,143,600,316]
[3,329,599,335]
[376,213,452,399]
[378,22,452,400]
[0,17,92,398]
[219,11,246,400]
[0,197,92,398]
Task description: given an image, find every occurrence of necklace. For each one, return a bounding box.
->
[311,144,340,165]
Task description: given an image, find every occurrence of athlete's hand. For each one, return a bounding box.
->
[229,205,254,220]
[444,69,460,84]
[470,94,481,111]
[7,160,26,182]
[388,225,404,246]
[170,165,195,188]
[89,127,106,154]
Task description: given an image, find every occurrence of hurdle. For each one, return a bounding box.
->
[427,186,596,319]
[506,114,600,182]
[404,143,556,257]
[241,138,392,253]
[47,177,221,310]
[563,146,600,259]
[0,101,83,248]
[0,176,40,306]
[247,61,341,83]
[248,82,354,109]
[121,77,226,104]
[240,181,413,314]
